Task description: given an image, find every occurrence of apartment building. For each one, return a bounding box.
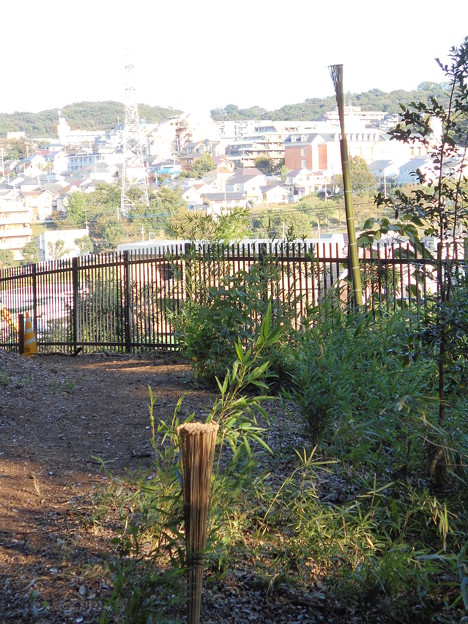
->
[0,188,32,260]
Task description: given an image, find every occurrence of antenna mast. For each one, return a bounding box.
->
[120,55,149,220]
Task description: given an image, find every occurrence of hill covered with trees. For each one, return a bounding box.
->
[0,82,452,137]
[210,82,450,121]
[0,101,182,138]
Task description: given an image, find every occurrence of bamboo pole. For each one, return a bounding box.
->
[177,421,219,624]
[329,64,363,307]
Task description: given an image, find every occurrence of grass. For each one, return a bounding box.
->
[82,304,467,623]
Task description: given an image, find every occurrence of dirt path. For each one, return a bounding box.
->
[0,350,215,623]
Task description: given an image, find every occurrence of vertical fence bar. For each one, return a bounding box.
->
[18,313,24,355]
[72,257,79,355]
[31,264,37,335]
[123,251,132,353]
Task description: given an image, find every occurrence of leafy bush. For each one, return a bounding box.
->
[171,260,293,385]
[285,295,438,466]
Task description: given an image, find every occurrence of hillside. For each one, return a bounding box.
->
[210,81,450,121]
[0,101,183,138]
[0,82,451,137]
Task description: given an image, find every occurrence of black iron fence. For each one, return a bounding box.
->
[0,241,465,355]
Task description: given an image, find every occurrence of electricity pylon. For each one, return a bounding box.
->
[119,56,149,220]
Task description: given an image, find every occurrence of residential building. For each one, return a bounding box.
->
[397,156,434,185]
[67,150,103,172]
[284,169,331,198]
[201,192,248,215]
[37,228,91,262]
[22,188,55,221]
[0,188,32,260]
[225,168,266,205]
[284,130,384,177]
[260,184,290,205]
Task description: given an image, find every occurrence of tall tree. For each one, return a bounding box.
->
[0,249,14,269]
[334,156,377,195]
[359,38,468,478]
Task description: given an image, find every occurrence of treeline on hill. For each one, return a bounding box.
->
[0,82,452,137]
[210,81,451,120]
[0,101,182,138]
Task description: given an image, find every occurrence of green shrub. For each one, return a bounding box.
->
[171,262,293,385]
[285,295,437,467]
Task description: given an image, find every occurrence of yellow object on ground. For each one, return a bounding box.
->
[0,303,18,331]
[23,312,38,356]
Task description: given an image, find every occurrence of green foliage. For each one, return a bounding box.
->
[0,101,181,138]
[0,137,41,160]
[47,238,69,260]
[171,259,291,384]
[250,208,312,239]
[74,235,94,255]
[254,156,284,176]
[210,84,451,122]
[128,186,187,237]
[65,192,88,228]
[180,153,215,179]
[169,207,250,242]
[0,249,15,269]
[90,278,466,623]
[20,240,39,265]
[285,295,437,456]
[358,38,468,465]
[334,155,377,195]
[97,336,277,622]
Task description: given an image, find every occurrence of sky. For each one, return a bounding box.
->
[2,0,467,117]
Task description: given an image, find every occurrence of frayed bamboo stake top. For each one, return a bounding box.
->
[177,421,219,624]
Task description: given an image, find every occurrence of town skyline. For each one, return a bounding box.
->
[2,1,467,117]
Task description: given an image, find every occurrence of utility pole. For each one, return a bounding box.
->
[120,54,149,221]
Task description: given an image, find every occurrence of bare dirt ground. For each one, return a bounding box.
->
[1,351,331,624]
[0,350,219,623]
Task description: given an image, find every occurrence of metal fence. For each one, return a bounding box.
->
[0,241,465,355]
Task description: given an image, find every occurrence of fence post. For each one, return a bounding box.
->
[72,257,79,355]
[184,242,193,302]
[123,251,132,353]
[31,264,37,334]
[18,313,24,355]
[258,242,269,308]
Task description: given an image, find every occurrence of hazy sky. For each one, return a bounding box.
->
[2,0,467,115]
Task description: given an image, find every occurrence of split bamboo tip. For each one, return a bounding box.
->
[177,422,219,437]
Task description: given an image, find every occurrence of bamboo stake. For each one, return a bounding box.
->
[329,64,363,307]
[177,421,219,624]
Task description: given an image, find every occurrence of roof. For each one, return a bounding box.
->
[227,168,264,184]
[284,132,337,145]
[260,185,287,193]
[202,192,245,201]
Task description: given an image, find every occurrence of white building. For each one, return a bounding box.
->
[0,188,32,260]
[37,228,91,262]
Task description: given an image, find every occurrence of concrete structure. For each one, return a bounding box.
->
[37,228,91,262]
[0,188,32,260]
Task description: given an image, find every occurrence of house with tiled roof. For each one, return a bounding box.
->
[225,168,266,204]
[22,188,55,221]
[260,184,290,205]
[200,192,248,215]
[284,169,331,198]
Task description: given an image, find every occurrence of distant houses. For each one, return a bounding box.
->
[1,105,466,262]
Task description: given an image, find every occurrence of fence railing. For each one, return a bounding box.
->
[0,241,465,355]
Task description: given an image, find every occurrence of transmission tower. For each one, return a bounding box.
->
[120,57,149,220]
